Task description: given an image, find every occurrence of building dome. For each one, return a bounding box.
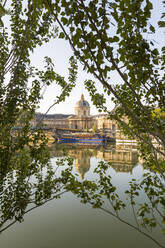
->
[75,94,90,117]
[75,94,90,107]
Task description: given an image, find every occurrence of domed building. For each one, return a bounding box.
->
[68,94,94,130]
[32,94,118,134]
[75,94,90,117]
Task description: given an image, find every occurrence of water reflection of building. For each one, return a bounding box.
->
[75,156,90,180]
[51,144,139,178]
[96,149,138,172]
[97,149,138,164]
[68,149,91,179]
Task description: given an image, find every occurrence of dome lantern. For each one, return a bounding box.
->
[81,94,84,101]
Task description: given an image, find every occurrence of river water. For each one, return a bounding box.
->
[0,143,164,248]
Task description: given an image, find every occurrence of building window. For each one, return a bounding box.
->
[84,110,86,115]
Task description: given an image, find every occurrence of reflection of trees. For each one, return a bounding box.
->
[48,144,165,247]
[66,161,165,248]
[0,151,72,234]
[0,145,164,248]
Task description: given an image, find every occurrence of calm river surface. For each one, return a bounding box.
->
[0,143,164,248]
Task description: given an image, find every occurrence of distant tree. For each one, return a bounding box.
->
[102,123,105,133]
[92,123,97,133]
[86,125,89,132]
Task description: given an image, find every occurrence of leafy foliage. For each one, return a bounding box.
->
[0,156,74,232]
[0,1,164,247]
[64,159,165,248]
[0,0,78,232]
[0,0,78,173]
[43,0,165,176]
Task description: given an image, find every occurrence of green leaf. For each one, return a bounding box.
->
[59,32,65,39]
[149,25,155,33]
